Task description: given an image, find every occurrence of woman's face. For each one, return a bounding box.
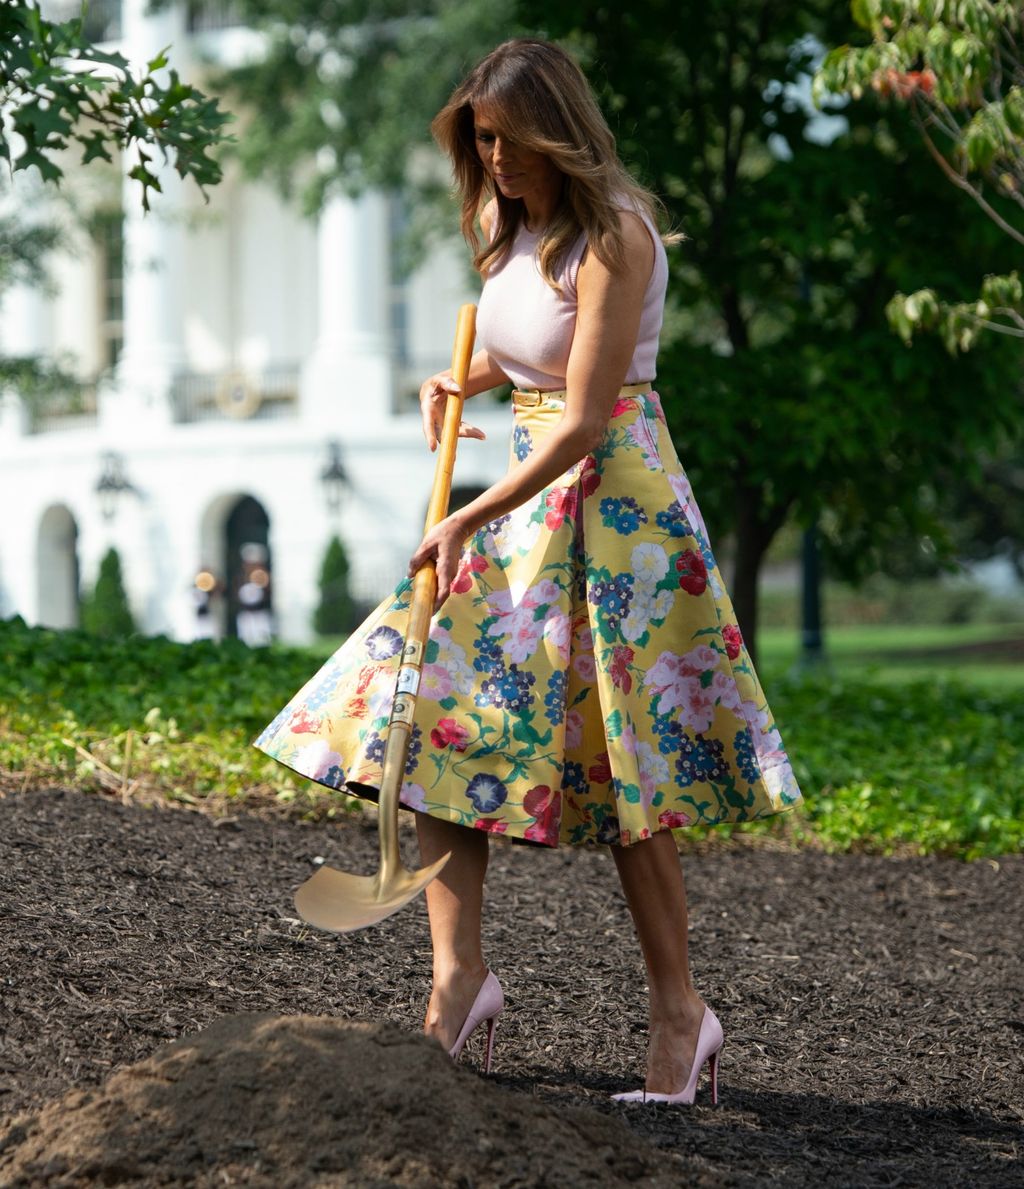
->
[473,103,561,212]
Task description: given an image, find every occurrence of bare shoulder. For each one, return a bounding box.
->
[579,208,654,291]
[617,208,655,273]
[480,199,498,240]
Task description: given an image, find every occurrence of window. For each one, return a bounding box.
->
[94,210,124,373]
[42,0,122,41]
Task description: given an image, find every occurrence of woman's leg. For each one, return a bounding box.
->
[611,829,707,1092]
[416,812,490,1049]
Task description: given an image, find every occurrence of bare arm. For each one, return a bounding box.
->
[411,210,655,604]
[419,200,510,450]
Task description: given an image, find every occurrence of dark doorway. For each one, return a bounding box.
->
[225,496,271,640]
[37,505,81,629]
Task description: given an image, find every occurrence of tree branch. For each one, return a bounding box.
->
[926,97,964,143]
[913,103,1024,247]
[972,311,1024,336]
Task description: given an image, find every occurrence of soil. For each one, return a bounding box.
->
[0,787,1021,1188]
[0,1015,694,1188]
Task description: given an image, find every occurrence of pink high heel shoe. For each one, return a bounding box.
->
[448,970,504,1073]
[612,1006,724,1105]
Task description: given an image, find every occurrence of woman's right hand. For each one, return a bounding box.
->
[419,371,487,453]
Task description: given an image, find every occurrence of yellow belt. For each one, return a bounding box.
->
[511,381,654,408]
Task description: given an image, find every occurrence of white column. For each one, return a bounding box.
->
[302,190,394,430]
[111,0,188,431]
[0,281,47,439]
[2,277,50,357]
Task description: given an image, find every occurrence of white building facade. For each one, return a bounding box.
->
[1,0,510,643]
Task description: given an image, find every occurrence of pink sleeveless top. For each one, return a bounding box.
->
[475,206,668,390]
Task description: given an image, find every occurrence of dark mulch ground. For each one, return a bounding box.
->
[1,788,1021,1187]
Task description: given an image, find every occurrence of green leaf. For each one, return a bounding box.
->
[81,131,112,164]
[850,0,873,31]
[14,146,62,183]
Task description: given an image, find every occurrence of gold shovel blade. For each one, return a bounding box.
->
[294,851,451,933]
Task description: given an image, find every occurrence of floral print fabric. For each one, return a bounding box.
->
[253,392,802,846]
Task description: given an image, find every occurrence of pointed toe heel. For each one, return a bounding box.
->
[611,1006,724,1106]
[448,970,504,1073]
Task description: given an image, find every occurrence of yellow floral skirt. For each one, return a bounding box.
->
[253,392,802,846]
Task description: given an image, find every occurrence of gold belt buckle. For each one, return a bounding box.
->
[512,388,544,407]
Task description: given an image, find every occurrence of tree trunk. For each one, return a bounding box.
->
[730,481,791,668]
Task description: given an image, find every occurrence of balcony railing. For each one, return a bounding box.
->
[27,385,100,435]
[42,0,123,42]
[40,1,246,40]
[170,366,301,424]
[186,0,245,32]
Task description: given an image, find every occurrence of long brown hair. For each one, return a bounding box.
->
[432,39,672,290]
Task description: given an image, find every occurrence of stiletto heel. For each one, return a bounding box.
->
[483,1016,498,1074]
[611,1006,724,1106]
[447,970,504,1072]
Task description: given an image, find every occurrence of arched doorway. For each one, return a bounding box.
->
[37,505,80,629]
[225,495,272,642]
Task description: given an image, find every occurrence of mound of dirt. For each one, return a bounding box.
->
[0,1013,705,1189]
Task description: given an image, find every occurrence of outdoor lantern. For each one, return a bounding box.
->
[320,440,349,513]
[95,451,136,521]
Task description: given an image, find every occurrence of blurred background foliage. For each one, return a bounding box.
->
[2,613,1020,856]
[7,0,1024,651]
[208,0,1024,653]
[1,0,231,202]
[3,1,1022,851]
[817,0,1024,351]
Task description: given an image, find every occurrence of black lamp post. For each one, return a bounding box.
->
[801,522,824,665]
[95,451,137,521]
[320,440,349,513]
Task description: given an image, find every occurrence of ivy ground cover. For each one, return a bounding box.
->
[2,616,1020,857]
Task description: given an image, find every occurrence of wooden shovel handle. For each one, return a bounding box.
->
[409,304,477,627]
[377,305,477,880]
[423,304,477,532]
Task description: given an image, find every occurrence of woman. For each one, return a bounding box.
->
[255,39,801,1104]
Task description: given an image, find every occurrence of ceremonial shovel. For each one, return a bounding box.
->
[294,304,477,933]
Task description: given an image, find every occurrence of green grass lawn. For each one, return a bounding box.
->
[758,622,1024,690]
[2,616,1022,858]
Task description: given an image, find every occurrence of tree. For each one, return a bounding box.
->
[815,0,1024,351]
[943,436,1024,583]
[218,0,1024,657]
[313,533,356,636]
[81,546,136,637]
[1,0,231,208]
[815,3,1024,587]
[1,3,233,424]
[0,197,69,397]
[212,0,517,224]
[528,0,1023,655]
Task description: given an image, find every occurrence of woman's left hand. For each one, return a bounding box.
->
[408,514,469,610]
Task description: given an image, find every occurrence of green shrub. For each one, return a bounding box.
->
[766,673,1024,858]
[1,616,1021,856]
[313,534,355,637]
[0,615,335,812]
[80,547,136,638]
